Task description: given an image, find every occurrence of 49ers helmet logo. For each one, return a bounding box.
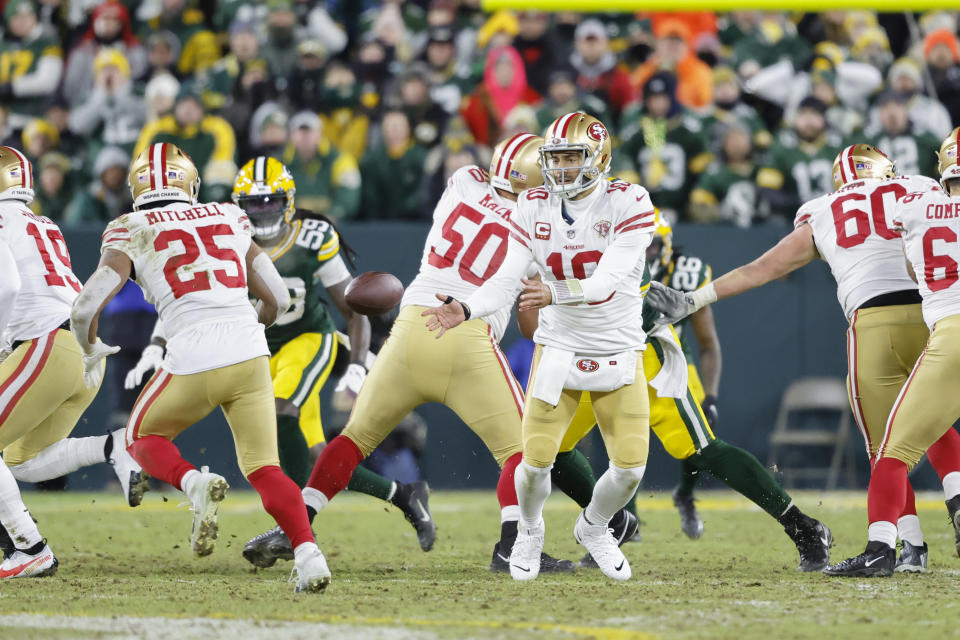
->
[587,122,608,142]
[577,359,599,372]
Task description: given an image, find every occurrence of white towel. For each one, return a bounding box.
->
[530,346,639,407]
[530,346,575,406]
[648,325,688,399]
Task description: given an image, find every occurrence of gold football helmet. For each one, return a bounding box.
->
[540,112,612,198]
[232,156,296,244]
[489,133,545,194]
[128,143,200,209]
[936,127,960,189]
[832,144,896,190]
[647,209,672,279]
[0,146,34,203]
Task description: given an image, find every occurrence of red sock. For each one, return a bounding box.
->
[868,457,909,525]
[925,427,960,481]
[497,452,522,508]
[127,435,195,490]
[248,465,315,548]
[901,480,917,517]
[305,435,363,500]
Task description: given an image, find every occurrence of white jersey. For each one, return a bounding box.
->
[793,174,938,318]
[892,188,960,329]
[101,201,268,374]
[0,200,79,344]
[402,165,519,340]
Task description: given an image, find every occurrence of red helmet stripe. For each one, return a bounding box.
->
[148,145,157,190]
[560,112,582,138]
[846,146,857,180]
[956,128,960,168]
[160,143,168,187]
[495,133,528,178]
[498,133,536,182]
[551,112,576,139]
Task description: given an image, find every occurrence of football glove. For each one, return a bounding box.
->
[701,395,719,429]
[124,344,164,389]
[334,363,367,397]
[647,281,716,325]
[81,339,120,388]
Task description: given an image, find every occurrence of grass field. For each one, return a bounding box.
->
[1,488,957,640]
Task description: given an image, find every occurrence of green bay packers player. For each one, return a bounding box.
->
[128,156,437,563]
[646,214,720,539]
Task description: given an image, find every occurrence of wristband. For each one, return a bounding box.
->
[460,301,471,321]
[688,282,717,311]
[546,279,585,305]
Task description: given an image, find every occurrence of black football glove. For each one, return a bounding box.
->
[701,395,719,430]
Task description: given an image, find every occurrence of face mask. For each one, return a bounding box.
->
[715,98,738,111]
[320,85,360,109]
[269,25,295,47]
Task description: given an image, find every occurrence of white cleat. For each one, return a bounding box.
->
[0,544,58,579]
[109,429,149,507]
[292,545,331,593]
[574,511,631,581]
[186,466,229,557]
[509,522,545,582]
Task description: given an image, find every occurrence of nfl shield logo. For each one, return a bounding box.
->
[594,220,611,238]
[567,229,576,239]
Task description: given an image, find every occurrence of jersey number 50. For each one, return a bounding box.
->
[155,224,245,299]
[428,203,509,286]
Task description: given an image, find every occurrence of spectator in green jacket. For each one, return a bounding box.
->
[65,146,131,225]
[30,152,75,222]
[360,109,428,220]
[282,111,361,222]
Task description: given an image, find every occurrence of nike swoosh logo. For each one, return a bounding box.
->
[0,554,50,578]
[496,553,510,562]
[864,557,883,567]
[511,564,531,573]
[614,560,625,572]
[820,534,830,547]
[414,499,431,523]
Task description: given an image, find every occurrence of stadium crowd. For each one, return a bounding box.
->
[1,1,960,228]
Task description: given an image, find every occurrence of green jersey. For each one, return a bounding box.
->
[641,252,711,362]
[757,130,844,216]
[690,161,760,227]
[864,129,942,179]
[0,30,62,115]
[263,210,349,353]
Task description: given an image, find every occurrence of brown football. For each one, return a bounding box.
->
[344,271,404,316]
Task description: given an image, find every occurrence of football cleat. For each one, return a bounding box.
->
[243,525,294,568]
[790,520,832,572]
[823,541,895,577]
[186,466,228,557]
[895,540,928,573]
[489,542,575,574]
[574,512,631,581]
[946,495,960,558]
[672,486,703,540]
[109,429,149,507]
[291,545,331,593]
[0,544,58,579]
[0,526,14,560]
[392,481,437,552]
[509,522,545,581]
[578,509,640,569]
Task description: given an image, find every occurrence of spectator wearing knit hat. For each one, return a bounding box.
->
[876,57,952,138]
[138,0,219,77]
[924,28,960,121]
[359,109,428,220]
[30,152,75,222]
[631,19,712,110]
[0,0,64,128]
[862,89,941,178]
[62,0,146,106]
[206,20,275,115]
[461,45,540,146]
[535,69,611,134]
[570,19,635,117]
[68,48,147,159]
[514,11,562,96]
[64,146,132,224]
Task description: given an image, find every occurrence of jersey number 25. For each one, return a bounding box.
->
[155,224,246,299]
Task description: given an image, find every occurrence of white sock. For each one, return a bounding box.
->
[584,463,646,527]
[293,541,320,563]
[942,471,960,501]
[0,460,42,549]
[180,469,200,495]
[302,487,330,514]
[897,515,924,546]
[514,461,552,530]
[868,521,897,548]
[500,504,520,523]
[8,436,107,483]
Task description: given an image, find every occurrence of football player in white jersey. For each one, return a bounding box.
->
[0,146,146,579]
[246,132,638,574]
[825,129,960,576]
[647,143,960,575]
[426,112,655,582]
[69,143,330,592]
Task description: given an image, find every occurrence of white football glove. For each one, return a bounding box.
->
[81,339,120,388]
[124,344,164,389]
[646,281,716,326]
[334,363,367,397]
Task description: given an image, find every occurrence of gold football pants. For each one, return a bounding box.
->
[270,332,338,448]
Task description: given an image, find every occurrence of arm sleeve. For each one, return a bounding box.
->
[12,55,63,96]
[316,253,351,287]
[463,236,535,318]
[0,242,22,338]
[578,226,654,302]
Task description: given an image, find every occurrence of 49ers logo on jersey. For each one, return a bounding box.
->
[594,220,611,238]
[587,122,608,142]
[576,359,599,372]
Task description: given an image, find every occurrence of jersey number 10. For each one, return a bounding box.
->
[155,224,246,299]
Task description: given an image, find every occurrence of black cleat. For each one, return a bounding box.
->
[242,525,293,568]
[489,542,575,574]
[946,495,960,558]
[895,540,928,573]
[578,509,639,568]
[792,520,832,572]
[392,481,437,552]
[824,541,895,577]
[672,486,703,539]
[0,526,13,560]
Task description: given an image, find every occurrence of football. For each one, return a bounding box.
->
[344,271,404,316]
